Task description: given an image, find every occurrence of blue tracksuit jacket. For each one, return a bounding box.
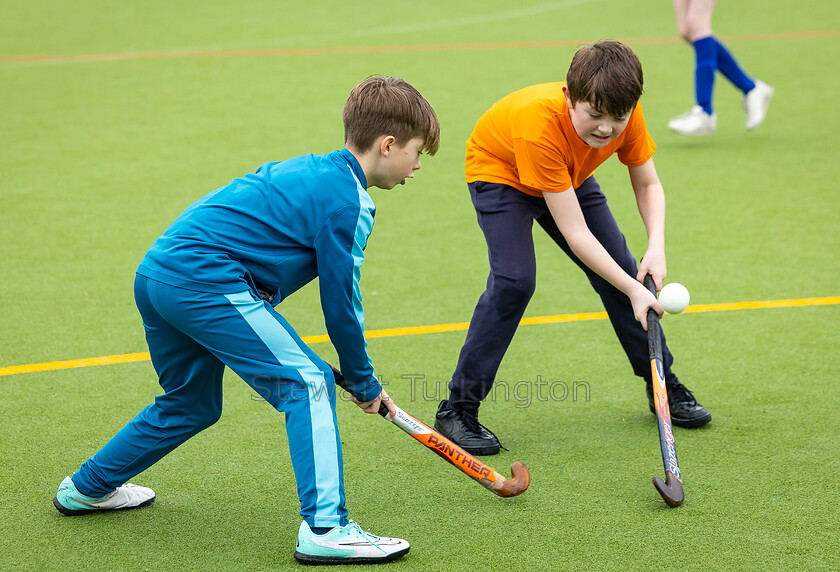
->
[136,148,379,400]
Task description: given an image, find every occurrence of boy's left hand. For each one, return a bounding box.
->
[637,250,666,291]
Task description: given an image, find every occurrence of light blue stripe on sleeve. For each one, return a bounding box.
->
[224,291,342,526]
[347,166,375,371]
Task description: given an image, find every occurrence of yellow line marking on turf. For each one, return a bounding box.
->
[1,296,838,377]
[2,30,838,64]
[1,353,153,376]
[682,297,840,313]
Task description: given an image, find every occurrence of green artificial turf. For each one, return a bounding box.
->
[2,1,839,570]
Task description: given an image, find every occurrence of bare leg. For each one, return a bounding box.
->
[673,0,716,42]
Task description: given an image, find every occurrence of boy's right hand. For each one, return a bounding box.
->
[630,282,663,331]
[353,389,397,420]
[329,363,397,419]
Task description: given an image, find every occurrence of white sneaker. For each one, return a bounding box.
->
[668,106,717,136]
[53,476,156,516]
[294,520,410,565]
[743,80,774,130]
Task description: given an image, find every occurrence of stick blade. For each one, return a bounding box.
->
[652,474,684,507]
[495,462,531,497]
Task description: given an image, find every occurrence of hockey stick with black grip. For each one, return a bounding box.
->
[644,274,684,507]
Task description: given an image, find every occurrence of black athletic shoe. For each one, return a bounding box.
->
[434,400,501,455]
[646,375,711,428]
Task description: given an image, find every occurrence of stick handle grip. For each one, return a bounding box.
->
[329,365,389,417]
[644,274,662,357]
[644,274,684,506]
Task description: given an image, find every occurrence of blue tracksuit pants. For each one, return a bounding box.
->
[449,177,675,408]
[72,274,348,528]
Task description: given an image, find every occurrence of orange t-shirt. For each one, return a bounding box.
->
[465,82,656,197]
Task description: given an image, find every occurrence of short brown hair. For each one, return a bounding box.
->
[343,75,440,156]
[566,40,644,118]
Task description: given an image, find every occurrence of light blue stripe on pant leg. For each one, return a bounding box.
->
[224,291,344,528]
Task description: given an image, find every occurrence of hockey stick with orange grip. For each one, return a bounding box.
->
[331,367,530,498]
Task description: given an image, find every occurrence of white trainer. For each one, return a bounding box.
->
[743,80,774,130]
[668,106,717,136]
[53,476,156,516]
[294,520,410,565]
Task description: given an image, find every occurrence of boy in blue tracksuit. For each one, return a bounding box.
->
[53,75,440,565]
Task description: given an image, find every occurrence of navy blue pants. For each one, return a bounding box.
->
[449,178,674,408]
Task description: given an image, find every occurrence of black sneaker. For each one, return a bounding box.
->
[434,400,501,456]
[646,375,711,428]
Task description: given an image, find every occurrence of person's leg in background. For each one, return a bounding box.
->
[669,0,773,134]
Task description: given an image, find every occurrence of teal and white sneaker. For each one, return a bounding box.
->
[53,476,155,516]
[293,520,410,565]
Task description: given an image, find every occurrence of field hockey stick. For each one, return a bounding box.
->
[644,274,684,507]
[330,366,530,498]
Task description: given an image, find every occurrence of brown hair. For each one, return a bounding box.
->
[343,75,440,156]
[566,40,644,118]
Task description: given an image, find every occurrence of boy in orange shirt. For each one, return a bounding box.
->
[435,41,711,455]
